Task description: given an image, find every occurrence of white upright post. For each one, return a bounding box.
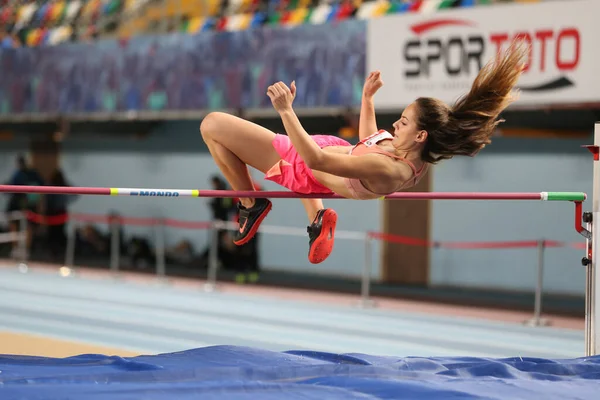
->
[204,222,220,292]
[154,220,167,283]
[593,124,599,355]
[358,235,376,309]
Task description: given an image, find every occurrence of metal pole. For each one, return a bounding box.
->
[154,219,167,284]
[204,221,220,292]
[17,212,27,260]
[585,219,594,356]
[17,212,28,273]
[524,239,549,327]
[357,234,376,308]
[64,221,76,270]
[592,124,599,355]
[593,214,598,355]
[110,220,120,278]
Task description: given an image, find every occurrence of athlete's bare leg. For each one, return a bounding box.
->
[200,112,280,208]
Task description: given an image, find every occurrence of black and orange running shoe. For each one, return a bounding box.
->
[233,198,272,246]
[307,208,337,264]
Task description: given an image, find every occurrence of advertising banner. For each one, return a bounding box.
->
[367,0,599,110]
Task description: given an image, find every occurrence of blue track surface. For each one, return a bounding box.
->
[1,346,600,399]
[0,268,584,358]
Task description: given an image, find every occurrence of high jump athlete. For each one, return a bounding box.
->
[200,43,527,264]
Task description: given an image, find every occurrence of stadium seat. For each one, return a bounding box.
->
[0,0,532,47]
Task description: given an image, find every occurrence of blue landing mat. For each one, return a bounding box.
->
[1,346,599,399]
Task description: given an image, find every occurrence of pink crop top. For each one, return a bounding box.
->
[343,130,428,200]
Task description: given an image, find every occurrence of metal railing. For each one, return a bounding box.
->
[1,211,29,270]
[25,211,586,324]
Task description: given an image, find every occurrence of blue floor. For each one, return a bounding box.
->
[0,266,597,399]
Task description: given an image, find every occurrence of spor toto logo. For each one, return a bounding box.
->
[402,18,580,92]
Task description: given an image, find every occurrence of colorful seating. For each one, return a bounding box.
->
[0,0,539,48]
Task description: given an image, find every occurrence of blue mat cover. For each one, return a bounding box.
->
[1,346,599,399]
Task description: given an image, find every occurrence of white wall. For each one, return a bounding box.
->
[430,139,592,296]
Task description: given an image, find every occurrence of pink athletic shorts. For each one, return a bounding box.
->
[265,134,352,194]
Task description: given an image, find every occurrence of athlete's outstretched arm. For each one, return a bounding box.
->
[359,71,383,140]
[267,81,325,167]
[278,108,328,167]
[278,108,400,181]
[275,108,391,178]
[267,81,404,182]
[359,96,377,141]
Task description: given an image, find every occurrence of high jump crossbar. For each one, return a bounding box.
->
[0,186,588,201]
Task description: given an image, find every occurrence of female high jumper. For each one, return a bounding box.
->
[200,43,527,264]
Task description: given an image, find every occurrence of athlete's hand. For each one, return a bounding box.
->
[267,81,296,113]
[363,71,383,99]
